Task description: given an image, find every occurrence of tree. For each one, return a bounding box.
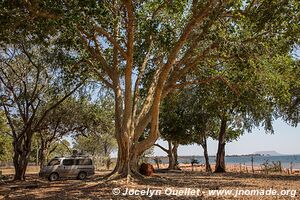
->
[157,92,193,170]
[74,134,117,169]
[176,85,249,173]
[187,108,218,173]
[0,43,84,180]
[1,0,299,179]
[183,52,298,173]
[73,98,117,169]
[36,98,94,168]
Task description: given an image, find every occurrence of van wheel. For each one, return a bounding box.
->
[78,172,87,180]
[49,173,59,181]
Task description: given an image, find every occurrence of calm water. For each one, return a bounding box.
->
[151,155,300,169]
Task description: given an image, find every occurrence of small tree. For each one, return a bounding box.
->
[73,99,116,169]
[153,157,162,169]
[36,98,93,168]
[157,92,193,170]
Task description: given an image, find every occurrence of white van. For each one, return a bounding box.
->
[39,156,95,181]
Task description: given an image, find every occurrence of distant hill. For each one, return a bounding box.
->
[254,151,282,156]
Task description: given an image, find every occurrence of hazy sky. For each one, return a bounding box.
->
[153,119,300,156]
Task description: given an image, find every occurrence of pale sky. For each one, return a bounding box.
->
[153,119,300,156]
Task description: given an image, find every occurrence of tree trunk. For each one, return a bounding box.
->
[215,119,227,173]
[108,83,142,178]
[38,147,48,169]
[106,156,111,170]
[154,142,178,170]
[172,142,180,170]
[108,68,160,179]
[109,129,160,179]
[13,154,28,181]
[38,139,48,169]
[112,143,140,178]
[167,141,175,169]
[201,138,212,173]
[13,135,32,181]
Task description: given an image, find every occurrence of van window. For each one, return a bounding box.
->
[48,159,60,166]
[76,159,92,165]
[62,159,75,166]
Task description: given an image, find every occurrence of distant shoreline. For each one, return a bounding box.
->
[148,155,300,170]
[150,154,300,158]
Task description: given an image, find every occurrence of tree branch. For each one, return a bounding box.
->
[34,81,85,131]
[163,75,240,97]
[1,103,17,138]
[94,26,128,60]
[122,0,135,135]
[77,28,114,80]
[132,39,153,121]
[154,143,169,154]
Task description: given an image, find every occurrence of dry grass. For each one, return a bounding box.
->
[1,166,40,176]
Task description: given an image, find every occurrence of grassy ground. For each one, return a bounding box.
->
[0,167,299,200]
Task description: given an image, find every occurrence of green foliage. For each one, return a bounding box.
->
[159,92,193,145]
[0,0,299,172]
[279,58,300,126]
[37,98,95,138]
[48,139,72,158]
[74,133,117,157]
[73,98,116,157]
[0,134,12,162]
[0,41,86,136]
[0,111,12,162]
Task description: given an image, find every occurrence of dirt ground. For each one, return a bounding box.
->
[0,168,299,200]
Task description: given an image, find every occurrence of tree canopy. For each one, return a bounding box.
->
[0,0,299,179]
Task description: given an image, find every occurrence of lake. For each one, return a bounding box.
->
[150,155,300,169]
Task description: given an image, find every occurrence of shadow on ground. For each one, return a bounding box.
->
[0,171,299,199]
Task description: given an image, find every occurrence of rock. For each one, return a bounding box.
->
[139,163,154,176]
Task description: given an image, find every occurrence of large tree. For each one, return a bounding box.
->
[1,0,299,179]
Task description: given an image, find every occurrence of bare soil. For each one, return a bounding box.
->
[0,168,299,200]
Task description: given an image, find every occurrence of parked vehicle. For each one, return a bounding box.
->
[39,156,95,181]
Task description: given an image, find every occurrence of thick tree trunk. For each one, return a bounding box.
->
[13,155,28,181]
[201,138,212,173]
[109,129,159,179]
[215,119,227,173]
[108,80,144,178]
[108,58,160,179]
[13,135,32,181]
[112,143,140,178]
